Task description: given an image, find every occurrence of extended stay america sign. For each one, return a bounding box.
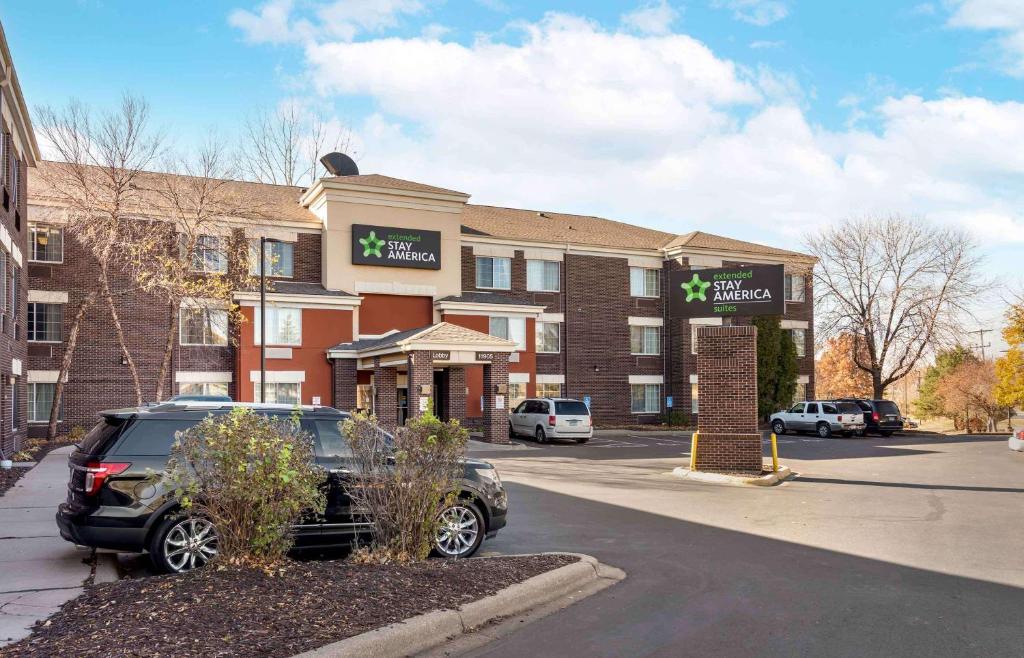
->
[351,224,442,270]
[670,264,785,318]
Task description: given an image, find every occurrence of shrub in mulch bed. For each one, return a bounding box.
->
[1,554,577,658]
[0,467,30,497]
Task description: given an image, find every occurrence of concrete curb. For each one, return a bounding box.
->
[671,465,794,487]
[291,553,623,658]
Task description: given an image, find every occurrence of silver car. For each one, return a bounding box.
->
[509,398,592,443]
[770,400,867,438]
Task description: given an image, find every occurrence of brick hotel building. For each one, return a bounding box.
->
[27,156,815,442]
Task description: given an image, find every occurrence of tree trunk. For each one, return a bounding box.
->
[48,292,96,439]
[154,299,179,402]
[100,270,143,406]
[872,370,885,399]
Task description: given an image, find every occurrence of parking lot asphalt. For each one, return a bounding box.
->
[464,431,1024,658]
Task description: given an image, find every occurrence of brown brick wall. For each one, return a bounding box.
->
[332,358,357,412]
[445,366,466,423]
[480,353,509,443]
[372,359,398,431]
[406,350,433,420]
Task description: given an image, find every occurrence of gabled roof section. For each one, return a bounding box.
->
[329,321,517,355]
[461,204,674,250]
[321,174,468,197]
[664,230,814,261]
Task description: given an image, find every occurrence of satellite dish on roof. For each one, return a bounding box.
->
[320,152,359,176]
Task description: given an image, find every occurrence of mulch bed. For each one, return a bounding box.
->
[0,467,30,497]
[0,554,577,658]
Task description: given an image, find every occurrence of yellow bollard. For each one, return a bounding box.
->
[690,431,699,471]
[770,432,779,472]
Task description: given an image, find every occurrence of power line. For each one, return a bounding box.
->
[966,328,993,360]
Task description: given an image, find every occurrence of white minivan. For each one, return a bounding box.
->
[509,398,592,443]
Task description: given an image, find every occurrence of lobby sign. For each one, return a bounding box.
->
[670,264,785,318]
[351,224,441,270]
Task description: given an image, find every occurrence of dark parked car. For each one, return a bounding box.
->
[56,402,508,573]
[832,398,905,436]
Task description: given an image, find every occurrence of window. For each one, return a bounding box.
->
[630,326,660,355]
[356,384,373,412]
[488,316,526,350]
[476,256,511,289]
[0,251,6,315]
[536,383,561,398]
[248,240,294,278]
[536,321,560,353]
[29,226,63,263]
[114,420,196,456]
[28,383,60,423]
[508,382,527,411]
[822,403,838,414]
[629,267,660,297]
[314,419,353,458]
[785,273,806,302]
[526,260,559,292]
[178,382,229,398]
[691,382,699,414]
[179,307,228,346]
[11,266,18,317]
[11,158,19,210]
[556,400,589,415]
[190,235,227,273]
[11,378,18,430]
[630,384,661,413]
[789,328,806,358]
[254,382,300,405]
[27,303,62,342]
[805,402,819,414]
[254,307,302,346]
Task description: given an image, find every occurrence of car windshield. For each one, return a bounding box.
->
[875,401,901,415]
[555,401,589,415]
[838,403,863,414]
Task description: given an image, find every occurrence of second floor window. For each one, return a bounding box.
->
[489,315,526,350]
[536,321,560,353]
[630,267,660,297]
[526,260,559,292]
[255,307,302,346]
[179,307,229,346]
[28,302,62,342]
[630,325,660,355]
[789,328,806,358]
[476,256,511,289]
[29,226,63,263]
[785,273,806,302]
[249,240,294,278]
[191,235,227,274]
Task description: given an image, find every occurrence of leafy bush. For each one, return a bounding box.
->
[166,408,325,568]
[343,410,468,563]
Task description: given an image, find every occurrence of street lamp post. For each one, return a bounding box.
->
[259,237,282,404]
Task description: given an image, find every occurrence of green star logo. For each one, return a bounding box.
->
[359,230,385,258]
[680,273,711,302]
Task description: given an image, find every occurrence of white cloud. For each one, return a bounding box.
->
[621,1,680,36]
[711,0,789,27]
[292,13,1024,249]
[749,39,784,49]
[948,0,1024,76]
[229,0,313,44]
[228,0,424,44]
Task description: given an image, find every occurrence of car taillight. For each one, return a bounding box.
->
[837,415,843,422]
[872,412,880,422]
[83,462,131,496]
[548,415,556,427]
[1017,430,1024,440]
[586,416,592,426]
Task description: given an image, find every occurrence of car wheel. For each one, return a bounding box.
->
[149,515,218,574]
[508,422,515,439]
[575,437,589,444]
[771,420,786,435]
[535,427,547,444]
[817,422,832,439]
[881,431,893,437]
[842,431,852,438]
[857,429,867,437]
[433,501,485,559]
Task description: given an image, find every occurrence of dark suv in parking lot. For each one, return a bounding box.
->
[832,398,905,436]
[57,402,508,572]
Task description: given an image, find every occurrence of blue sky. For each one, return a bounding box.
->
[4,1,1024,345]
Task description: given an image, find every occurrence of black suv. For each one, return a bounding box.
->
[832,398,904,436]
[57,403,508,573]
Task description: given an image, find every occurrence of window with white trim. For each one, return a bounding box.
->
[488,316,526,350]
[536,321,560,353]
[526,260,559,292]
[508,382,527,411]
[691,382,699,414]
[29,225,63,263]
[28,303,62,342]
[178,382,229,398]
[630,384,661,413]
[29,382,60,423]
[785,274,806,302]
[476,256,511,289]
[11,378,18,430]
[248,240,294,277]
[691,328,699,354]
[788,328,806,358]
[190,235,227,273]
[792,382,807,404]
[0,251,7,315]
[629,267,660,297]
[630,326,660,355]
[536,383,561,398]
[179,307,228,346]
[254,307,302,346]
[253,382,301,404]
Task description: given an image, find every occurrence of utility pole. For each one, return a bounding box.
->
[967,328,993,360]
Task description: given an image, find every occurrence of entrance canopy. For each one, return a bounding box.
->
[327,321,517,368]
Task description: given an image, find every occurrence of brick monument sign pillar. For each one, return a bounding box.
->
[406,350,434,421]
[372,358,398,431]
[695,325,762,473]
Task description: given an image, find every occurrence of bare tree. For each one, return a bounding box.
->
[807,215,983,399]
[239,101,357,187]
[35,94,163,436]
[124,136,262,400]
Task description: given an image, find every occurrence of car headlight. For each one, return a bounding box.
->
[476,465,502,487]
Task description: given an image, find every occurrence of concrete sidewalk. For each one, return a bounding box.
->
[0,446,92,647]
